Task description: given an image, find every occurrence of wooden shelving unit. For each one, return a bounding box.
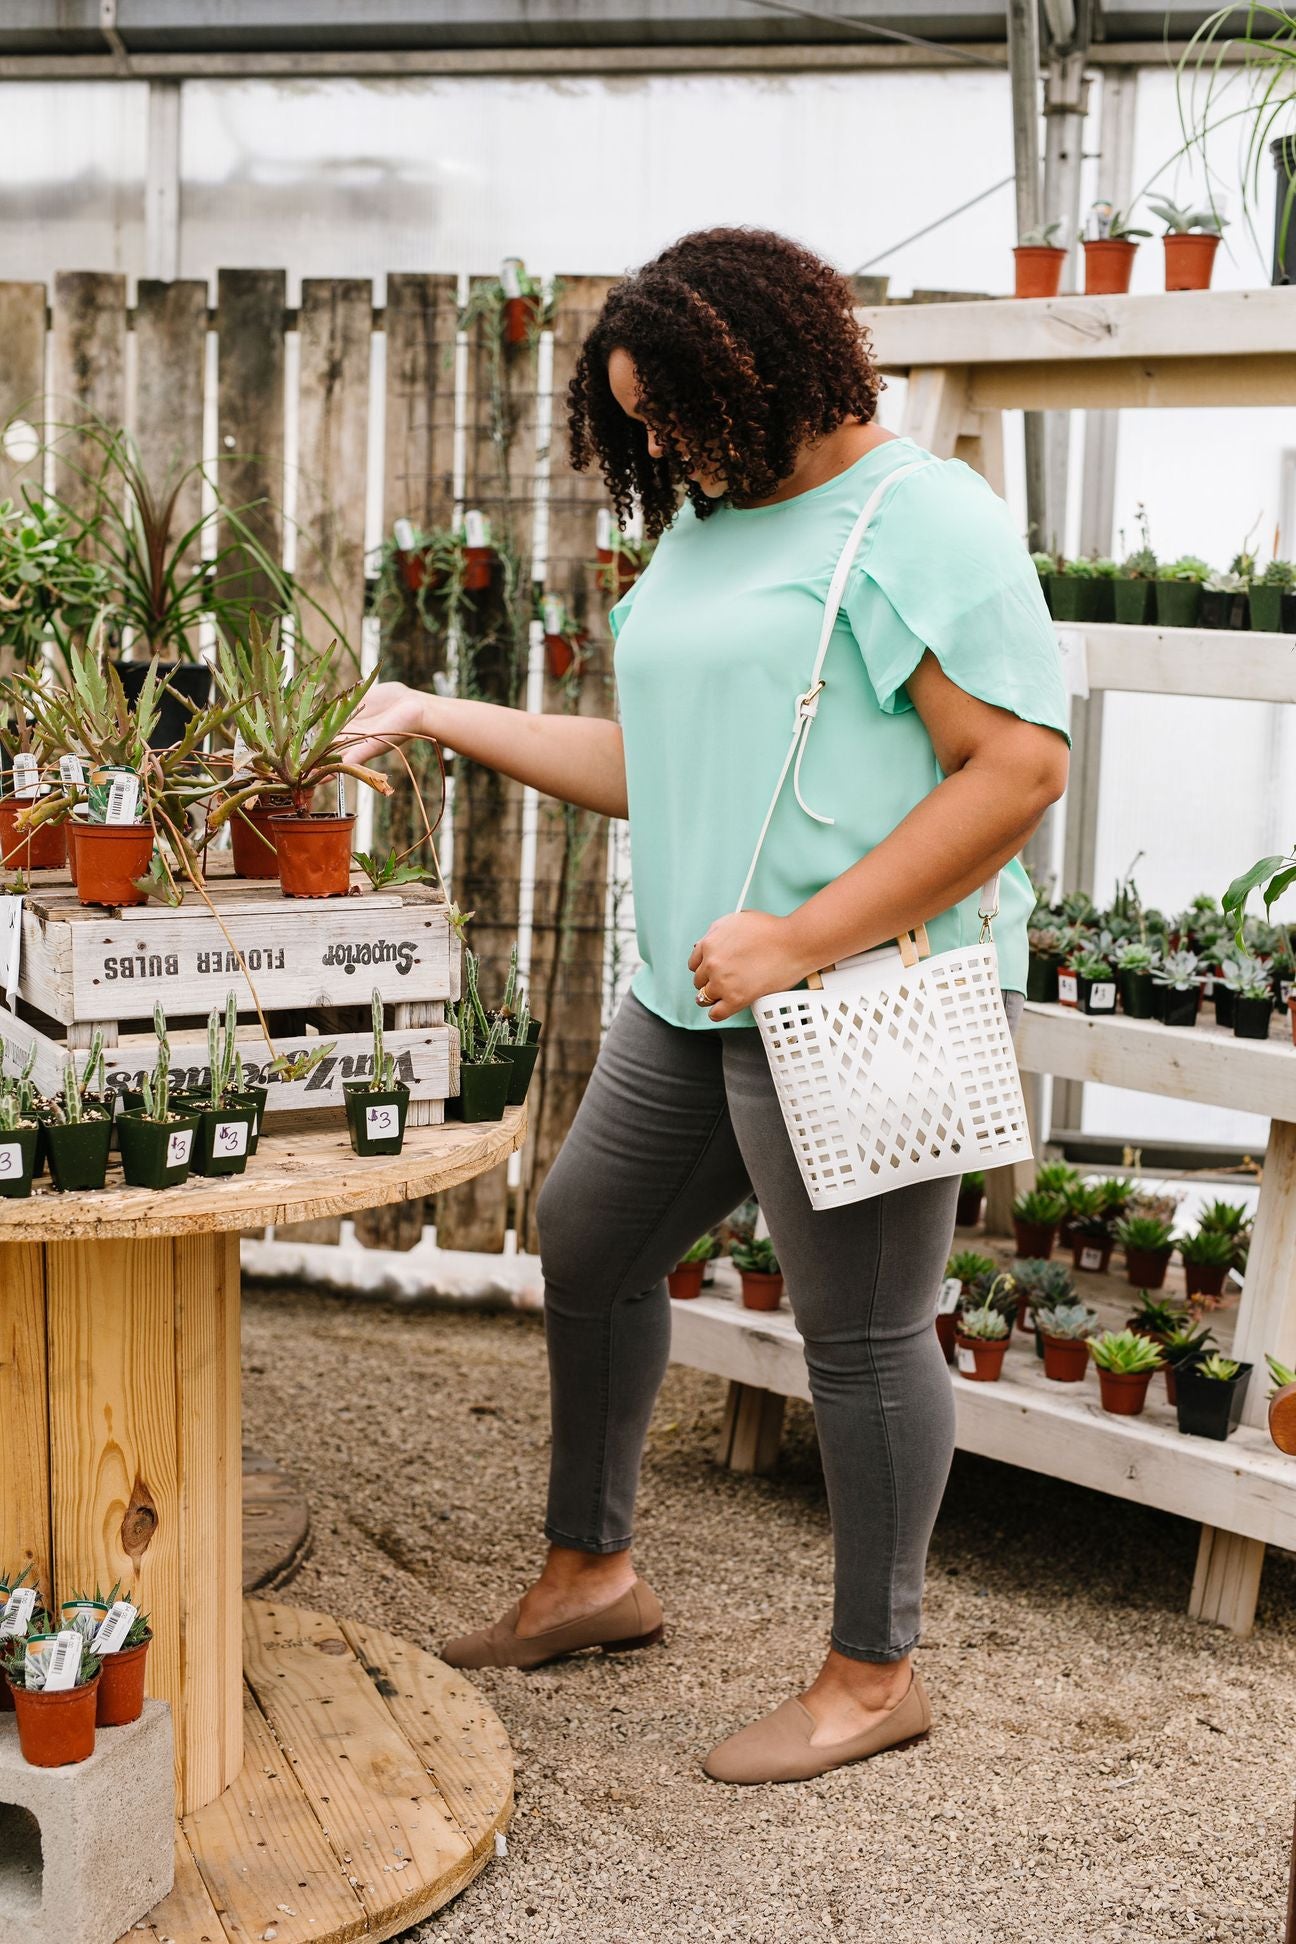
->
[666,289,1296,1637]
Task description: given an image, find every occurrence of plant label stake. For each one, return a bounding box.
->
[335,774,347,817]
[59,753,87,790]
[91,1602,138,1656]
[0,1587,37,1639]
[11,752,39,799]
[393,517,416,551]
[937,1277,963,1316]
[166,1127,194,1169]
[42,1630,84,1692]
[105,772,140,825]
[0,894,22,1010]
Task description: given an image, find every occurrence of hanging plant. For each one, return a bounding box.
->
[594,509,655,597]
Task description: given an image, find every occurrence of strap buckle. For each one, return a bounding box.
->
[796,680,825,722]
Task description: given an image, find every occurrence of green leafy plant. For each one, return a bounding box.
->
[1160,555,1212,584]
[1260,559,1295,588]
[681,1234,720,1265]
[1177,1229,1238,1267]
[1087,1329,1164,1374]
[1104,209,1153,241]
[456,949,507,1068]
[1013,1188,1066,1225]
[1074,949,1115,981]
[1147,195,1228,234]
[139,1002,173,1122]
[961,1169,985,1191]
[1114,1213,1176,1253]
[1219,952,1273,1000]
[1223,836,1294,949]
[1197,1198,1252,1238]
[1126,1293,1189,1337]
[1013,1259,1076,1308]
[958,1302,1009,1342]
[967,1269,1020,1326]
[1163,1321,1216,1366]
[947,1250,996,1286]
[1020,220,1064,246]
[1033,1161,1081,1197]
[1153,949,1202,991]
[1196,1353,1242,1382]
[731,1236,780,1276]
[0,491,114,669]
[1266,1351,1296,1395]
[353,849,433,891]
[1037,1301,1098,1340]
[1113,939,1157,972]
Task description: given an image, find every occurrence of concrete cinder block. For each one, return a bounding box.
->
[0,1698,174,1942]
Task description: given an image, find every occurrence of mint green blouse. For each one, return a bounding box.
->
[610,436,1070,1031]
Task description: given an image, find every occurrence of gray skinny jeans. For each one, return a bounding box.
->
[534,987,1023,1663]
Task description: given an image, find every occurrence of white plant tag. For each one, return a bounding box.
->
[937,1276,963,1316]
[1057,971,1078,1006]
[105,772,140,825]
[11,753,39,799]
[393,517,416,551]
[1087,982,1116,1010]
[365,1102,399,1140]
[166,1127,194,1168]
[499,256,524,298]
[1054,627,1090,700]
[335,774,347,816]
[463,508,488,547]
[1079,1244,1104,1271]
[955,1345,977,1375]
[595,508,613,553]
[43,1629,84,1692]
[0,1139,25,1182]
[543,594,564,635]
[91,1601,138,1656]
[0,895,22,1010]
[59,753,88,790]
[231,729,252,779]
[0,1587,37,1639]
[214,1118,248,1158]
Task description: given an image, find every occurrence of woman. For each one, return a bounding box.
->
[349,227,1070,1785]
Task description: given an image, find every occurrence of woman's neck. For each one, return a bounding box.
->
[737,418,898,509]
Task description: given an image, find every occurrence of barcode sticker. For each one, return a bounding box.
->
[11,753,39,799]
[166,1127,194,1168]
[365,1103,398,1139]
[42,1630,84,1692]
[91,1601,138,1656]
[1079,1245,1104,1271]
[1087,982,1116,1010]
[0,1140,24,1179]
[0,1587,37,1639]
[937,1276,963,1316]
[105,773,140,825]
[59,754,88,789]
[1058,971,1078,1005]
[955,1345,977,1375]
[214,1119,248,1157]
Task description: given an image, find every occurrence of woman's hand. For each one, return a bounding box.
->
[343,682,436,765]
[688,911,812,1022]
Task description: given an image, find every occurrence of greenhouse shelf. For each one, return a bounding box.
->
[1053,621,1296,706]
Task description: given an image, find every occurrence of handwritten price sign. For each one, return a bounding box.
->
[365,1105,397,1139]
[0,1142,22,1177]
[166,1129,194,1168]
[214,1120,249,1157]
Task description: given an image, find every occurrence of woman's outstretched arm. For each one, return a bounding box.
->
[346,682,629,818]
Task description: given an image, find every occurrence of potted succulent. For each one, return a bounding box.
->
[497,256,546,345]
[88,1594,152,1727]
[1026,926,1064,1003]
[343,988,410,1157]
[45,1053,113,1191]
[2,1629,102,1767]
[1155,556,1210,628]
[1113,939,1158,1018]
[1066,1187,1116,1274]
[1016,1258,1077,1346]
[1012,1186,1065,1260]
[1177,1227,1236,1302]
[731,1236,783,1311]
[1055,929,1082,1008]
[1199,568,1248,630]
[190,995,256,1176]
[1013,220,1067,298]
[966,1268,1021,1338]
[0,690,68,870]
[955,1169,985,1227]
[1048,557,1105,624]
[1087,1328,1164,1415]
[1037,1301,1098,1382]
[1074,947,1117,1016]
[1161,1320,1216,1406]
[1114,514,1158,624]
[451,952,513,1123]
[1249,558,1294,634]
[1175,1352,1253,1440]
[0,1086,39,1199]
[948,1249,997,1292]
[1082,206,1151,294]
[1218,952,1274,1040]
[117,1004,199,1189]
[1152,949,1202,1026]
[669,1234,719,1301]
[490,947,542,1107]
[954,1301,1010,1382]
[1124,1291,1188,1345]
[540,594,587,682]
[1148,196,1227,291]
[1115,1213,1176,1289]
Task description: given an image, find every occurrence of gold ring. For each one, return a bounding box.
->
[697,984,712,1006]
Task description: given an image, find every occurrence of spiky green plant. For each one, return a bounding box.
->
[59,1054,83,1126]
[681,1234,720,1265]
[140,1002,171,1122]
[1014,1259,1076,1309]
[1115,1214,1175,1253]
[1163,1321,1216,1367]
[1196,1353,1242,1382]
[731,1236,780,1276]
[1266,1352,1296,1396]
[370,987,396,1091]
[1126,1293,1188,1338]
[947,1250,996,1287]
[1177,1229,1238,1268]
[1087,1330,1164,1374]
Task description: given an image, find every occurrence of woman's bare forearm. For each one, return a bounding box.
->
[416,694,628,818]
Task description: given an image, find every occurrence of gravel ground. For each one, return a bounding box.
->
[243,1284,1296,1944]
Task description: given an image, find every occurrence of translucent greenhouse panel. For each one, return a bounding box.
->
[0,82,147,281]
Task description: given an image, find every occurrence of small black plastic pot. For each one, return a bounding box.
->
[0,1122,39,1198]
[1175,1360,1253,1440]
[1119,967,1155,1018]
[112,659,214,750]
[343,1081,409,1156]
[228,1086,268,1154]
[1283,589,1296,634]
[455,1061,512,1123]
[1213,981,1236,1028]
[117,1110,199,1189]
[1155,985,1199,1028]
[1249,583,1285,634]
[1155,580,1202,628]
[1198,587,1232,630]
[192,1104,257,1177]
[1078,971,1117,1016]
[1026,951,1060,1004]
[45,1116,113,1192]
[1233,995,1273,1041]
[1113,578,1153,625]
[499,1039,541,1106]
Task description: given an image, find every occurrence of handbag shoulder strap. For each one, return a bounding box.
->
[733,454,999,936]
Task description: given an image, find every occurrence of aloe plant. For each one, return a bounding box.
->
[139,1003,172,1123]
[947,1250,996,1287]
[1087,1329,1164,1374]
[1195,1352,1242,1382]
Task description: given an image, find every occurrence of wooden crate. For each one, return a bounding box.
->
[5,859,461,1126]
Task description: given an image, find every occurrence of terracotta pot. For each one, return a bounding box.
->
[1124,1245,1172,1290]
[230,796,290,879]
[11,1673,100,1766]
[935,1309,959,1362]
[67,818,80,886]
[1013,245,1066,298]
[955,1183,984,1228]
[1164,232,1220,291]
[614,554,639,596]
[272,813,355,898]
[739,1270,783,1311]
[0,799,67,871]
[463,546,493,591]
[544,633,576,680]
[1096,1366,1155,1416]
[1013,1217,1057,1260]
[1183,1259,1229,1301]
[1083,238,1138,295]
[398,550,445,595]
[954,1333,1008,1382]
[503,292,540,344]
[96,1636,149,1726]
[668,1261,705,1301]
[73,820,154,907]
[1268,1379,1296,1454]
[1071,1233,1114,1275]
[1042,1333,1090,1383]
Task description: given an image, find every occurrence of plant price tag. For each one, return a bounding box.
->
[10,752,39,799]
[91,1601,138,1656]
[215,1118,248,1157]
[42,1630,84,1692]
[59,753,88,790]
[0,895,22,1011]
[105,772,140,825]
[1057,970,1078,1006]
[166,1127,194,1168]
[0,1139,24,1181]
[595,508,614,554]
[955,1345,977,1375]
[393,517,416,551]
[937,1277,963,1316]
[464,508,489,548]
[500,256,524,298]
[0,1587,37,1639]
[1078,1245,1105,1272]
[543,594,564,635]
[365,1103,398,1139]
[1087,982,1116,1011]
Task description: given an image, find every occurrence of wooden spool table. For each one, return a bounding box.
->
[0,1106,525,1942]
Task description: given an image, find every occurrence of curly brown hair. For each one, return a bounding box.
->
[567,227,881,538]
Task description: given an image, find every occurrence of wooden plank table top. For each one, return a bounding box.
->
[0,1106,525,1241]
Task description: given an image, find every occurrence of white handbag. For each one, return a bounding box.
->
[735,460,1033,1212]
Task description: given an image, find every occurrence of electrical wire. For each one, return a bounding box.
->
[738,0,1004,70]
[851,172,1015,272]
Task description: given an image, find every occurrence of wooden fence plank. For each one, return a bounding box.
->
[296,277,372,662]
[519,274,616,1251]
[0,281,47,513]
[51,270,126,523]
[133,278,207,578]
[216,268,286,619]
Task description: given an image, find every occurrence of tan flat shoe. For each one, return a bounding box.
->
[702,1671,931,1784]
[441,1580,664,1671]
